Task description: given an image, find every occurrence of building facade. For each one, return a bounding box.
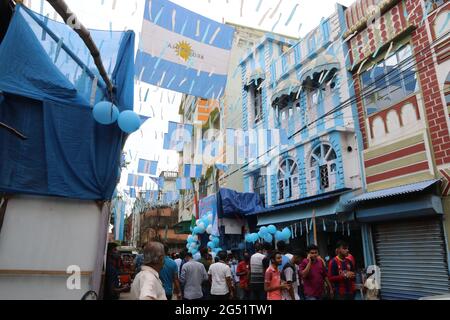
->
[345,0,450,299]
[239,5,367,267]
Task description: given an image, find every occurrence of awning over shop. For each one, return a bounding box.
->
[249,189,352,226]
[348,179,441,204]
[347,180,443,223]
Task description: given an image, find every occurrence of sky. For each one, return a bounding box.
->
[25,0,356,212]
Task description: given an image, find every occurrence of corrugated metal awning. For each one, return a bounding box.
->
[348,179,441,204]
[249,188,351,217]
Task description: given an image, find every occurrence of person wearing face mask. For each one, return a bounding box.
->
[103,243,130,300]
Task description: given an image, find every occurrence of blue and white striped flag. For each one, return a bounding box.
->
[163,121,193,151]
[145,190,159,202]
[113,199,126,241]
[138,159,158,175]
[136,0,235,99]
[127,174,144,187]
[163,191,179,203]
[183,164,203,178]
[176,177,192,190]
[215,163,229,172]
[150,176,165,189]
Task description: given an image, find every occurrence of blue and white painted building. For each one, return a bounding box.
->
[238,5,367,264]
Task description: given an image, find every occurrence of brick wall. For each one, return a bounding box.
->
[406,0,450,166]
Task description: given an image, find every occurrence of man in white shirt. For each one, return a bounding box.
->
[174,253,182,275]
[282,251,302,300]
[131,242,167,300]
[208,250,234,300]
[249,243,266,300]
[180,252,208,300]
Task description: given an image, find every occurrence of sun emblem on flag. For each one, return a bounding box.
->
[175,41,192,62]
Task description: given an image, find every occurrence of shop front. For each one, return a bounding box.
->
[251,190,366,271]
[349,179,450,300]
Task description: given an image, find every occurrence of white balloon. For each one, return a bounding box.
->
[207,213,213,222]
[209,235,214,241]
[193,235,199,242]
[206,225,213,234]
[198,222,205,230]
[195,219,201,226]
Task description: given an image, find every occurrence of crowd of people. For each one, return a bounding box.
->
[104,239,377,301]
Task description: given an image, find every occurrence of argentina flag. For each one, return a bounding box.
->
[138,159,158,175]
[163,121,193,151]
[127,174,144,187]
[176,177,192,190]
[114,200,126,241]
[183,164,203,178]
[136,0,235,99]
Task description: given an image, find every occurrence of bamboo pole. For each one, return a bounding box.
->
[45,0,114,96]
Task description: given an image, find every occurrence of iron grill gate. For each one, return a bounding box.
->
[374,219,450,300]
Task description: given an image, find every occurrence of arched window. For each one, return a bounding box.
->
[278,158,299,201]
[309,143,337,192]
[253,174,266,206]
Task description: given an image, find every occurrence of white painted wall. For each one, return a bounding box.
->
[0,195,102,300]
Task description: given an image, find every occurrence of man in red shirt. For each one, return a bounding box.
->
[264,251,290,300]
[328,241,356,300]
[236,252,251,300]
[300,244,333,300]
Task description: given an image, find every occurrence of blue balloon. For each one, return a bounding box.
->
[282,227,292,240]
[275,230,284,241]
[214,248,222,254]
[197,225,206,234]
[212,237,220,245]
[118,110,141,133]
[260,226,268,235]
[245,234,251,243]
[251,233,259,243]
[93,101,119,125]
[207,241,215,249]
[267,225,277,234]
[193,226,201,234]
[263,233,273,243]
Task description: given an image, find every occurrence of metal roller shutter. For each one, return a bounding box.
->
[375,219,450,300]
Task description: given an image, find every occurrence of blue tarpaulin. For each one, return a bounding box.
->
[217,188,264,218]
[0,5,135,200]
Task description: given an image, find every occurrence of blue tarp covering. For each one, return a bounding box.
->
[217,188,264,218]
[0,6,135,200]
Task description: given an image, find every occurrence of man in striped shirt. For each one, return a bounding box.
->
[328,241,356,300]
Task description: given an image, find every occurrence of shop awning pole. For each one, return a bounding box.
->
[312,209,317,245]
